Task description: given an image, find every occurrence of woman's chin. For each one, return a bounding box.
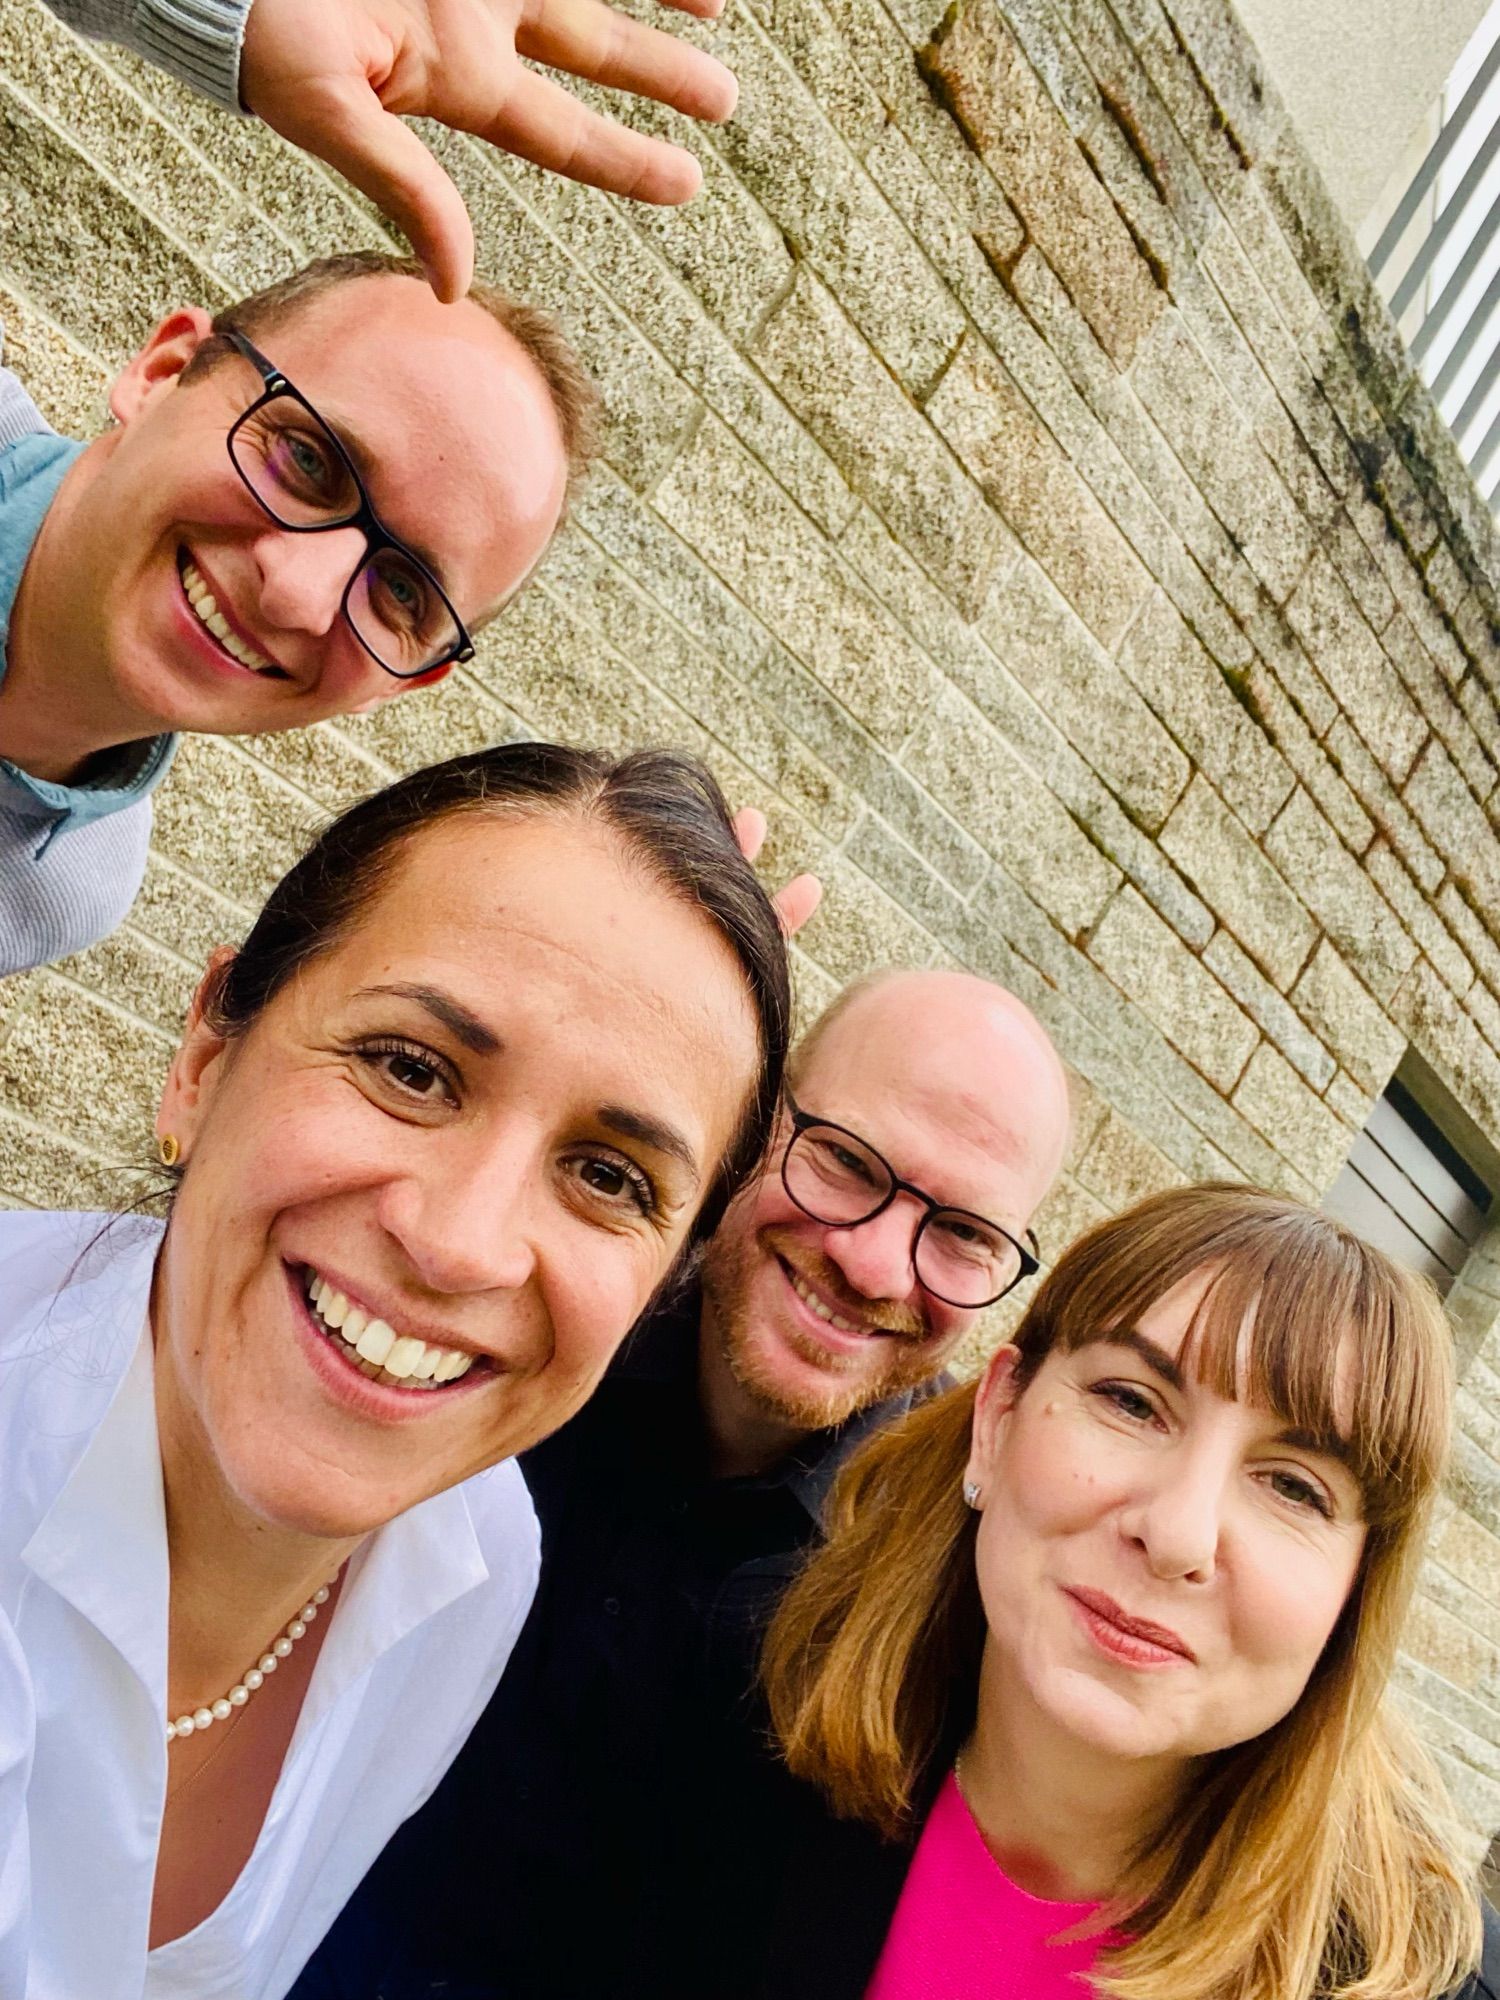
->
[1031,1668,1191,1763]
[224,1447,412,1544]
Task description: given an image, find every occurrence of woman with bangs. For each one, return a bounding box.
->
[751,1182,1498,2000]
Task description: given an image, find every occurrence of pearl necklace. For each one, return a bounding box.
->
[166,1584,332,1743]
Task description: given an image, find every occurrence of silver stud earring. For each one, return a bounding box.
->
[962,1479,981,1509]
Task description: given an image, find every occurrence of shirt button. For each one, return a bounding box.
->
[603,1595,621,1617]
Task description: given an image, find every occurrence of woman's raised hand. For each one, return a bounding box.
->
[240,0,739,301]
[731,808,823,938]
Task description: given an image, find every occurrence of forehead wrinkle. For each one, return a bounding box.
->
[903,1074,1033,1168]
[803,1052,1059,1233]
[472,906,748,1058]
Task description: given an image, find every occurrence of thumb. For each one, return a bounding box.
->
[731,806,768,866]
[257,81,477,301]
[773,872,822,939]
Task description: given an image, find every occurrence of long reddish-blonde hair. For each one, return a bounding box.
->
[763,1184,1482,2000]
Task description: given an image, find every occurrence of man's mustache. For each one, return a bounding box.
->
[761,1227,928,1341]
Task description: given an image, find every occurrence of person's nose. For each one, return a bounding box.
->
[820,1196,921,1305]
[1116,1439,1226,1586]
[249,523,368,641]
[376,1125,541,1299]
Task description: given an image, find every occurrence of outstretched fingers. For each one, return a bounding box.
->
[517,0,738,120]
[470,64,713,201]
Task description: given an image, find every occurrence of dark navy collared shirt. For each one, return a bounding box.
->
[292,1287,931,2000]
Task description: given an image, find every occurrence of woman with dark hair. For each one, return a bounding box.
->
[0,741,790,2000]
[755,1185,1498,2000]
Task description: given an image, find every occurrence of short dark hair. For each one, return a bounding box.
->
[204,741,790,1248]
[181,250,599,510]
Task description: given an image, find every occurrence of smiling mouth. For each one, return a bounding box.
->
[303,1267,488,1392]
[778,1256,889,1339]
[178,551,288,677]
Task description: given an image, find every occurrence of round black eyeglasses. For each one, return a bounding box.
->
[779,1096,1041,1309]
[222,329,476,681]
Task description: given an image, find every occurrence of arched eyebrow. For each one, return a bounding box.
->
[362,982,499,1054]
[1093,1332,1356,1470]
[597,1106,702,1187]
[356,984,701,1186]
[1091,1330,1186,1392]
[1270,1423,1355,1470]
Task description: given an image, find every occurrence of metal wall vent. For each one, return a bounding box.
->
[1323,1077,1492,1297]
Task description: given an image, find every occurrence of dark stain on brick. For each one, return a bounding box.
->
[1215,656,1264,729]
[1096,82,1170,209]
[976,223,1030,289]
[1114,193,1171,295]
[1165,13,1251,172]
[916,2,976,154]
[1074,133,1171,295]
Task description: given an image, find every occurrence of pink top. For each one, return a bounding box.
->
[867,1772,1117,1999]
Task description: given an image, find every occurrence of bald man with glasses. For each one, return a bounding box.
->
[294,966,1073,1999]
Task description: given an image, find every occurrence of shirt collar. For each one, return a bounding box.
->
[611,1287,936,1527]
[0,431,178,829]
[19,1223,168,1695]
[19,1215,493,1720]
[296,1479,491,1737]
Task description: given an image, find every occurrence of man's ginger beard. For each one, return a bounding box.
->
[700,1221,949,1433]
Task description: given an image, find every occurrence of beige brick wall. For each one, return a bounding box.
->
[5,0,1500,1839]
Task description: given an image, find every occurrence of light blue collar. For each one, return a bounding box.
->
[0,433,177,832]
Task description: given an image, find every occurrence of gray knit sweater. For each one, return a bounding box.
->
[43,0,250,111]
[0,365,177,980]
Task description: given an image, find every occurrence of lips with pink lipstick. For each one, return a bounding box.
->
[1064,1586,1197,1667]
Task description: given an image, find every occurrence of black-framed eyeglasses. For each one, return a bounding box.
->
[222,329,475,681]
[779,1095,1040,1309]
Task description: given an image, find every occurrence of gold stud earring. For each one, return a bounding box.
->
[157,1134,181,1169]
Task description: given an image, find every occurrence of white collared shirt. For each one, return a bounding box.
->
[0,1606,32,1999]
[0,1210,541,2000]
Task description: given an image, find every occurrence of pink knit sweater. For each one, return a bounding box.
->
[866,1772,1117,1999]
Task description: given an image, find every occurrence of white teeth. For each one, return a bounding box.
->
[303,1270,478,1391]
[383,1335,425,1380]
[353,1317,396,1367]
[179,558,276,671]
[792,1271,862,1336]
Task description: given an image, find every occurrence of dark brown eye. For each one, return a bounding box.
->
[566,1150,657,1217]
[386,1053,441,1094]
[353,1038,457,1107]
